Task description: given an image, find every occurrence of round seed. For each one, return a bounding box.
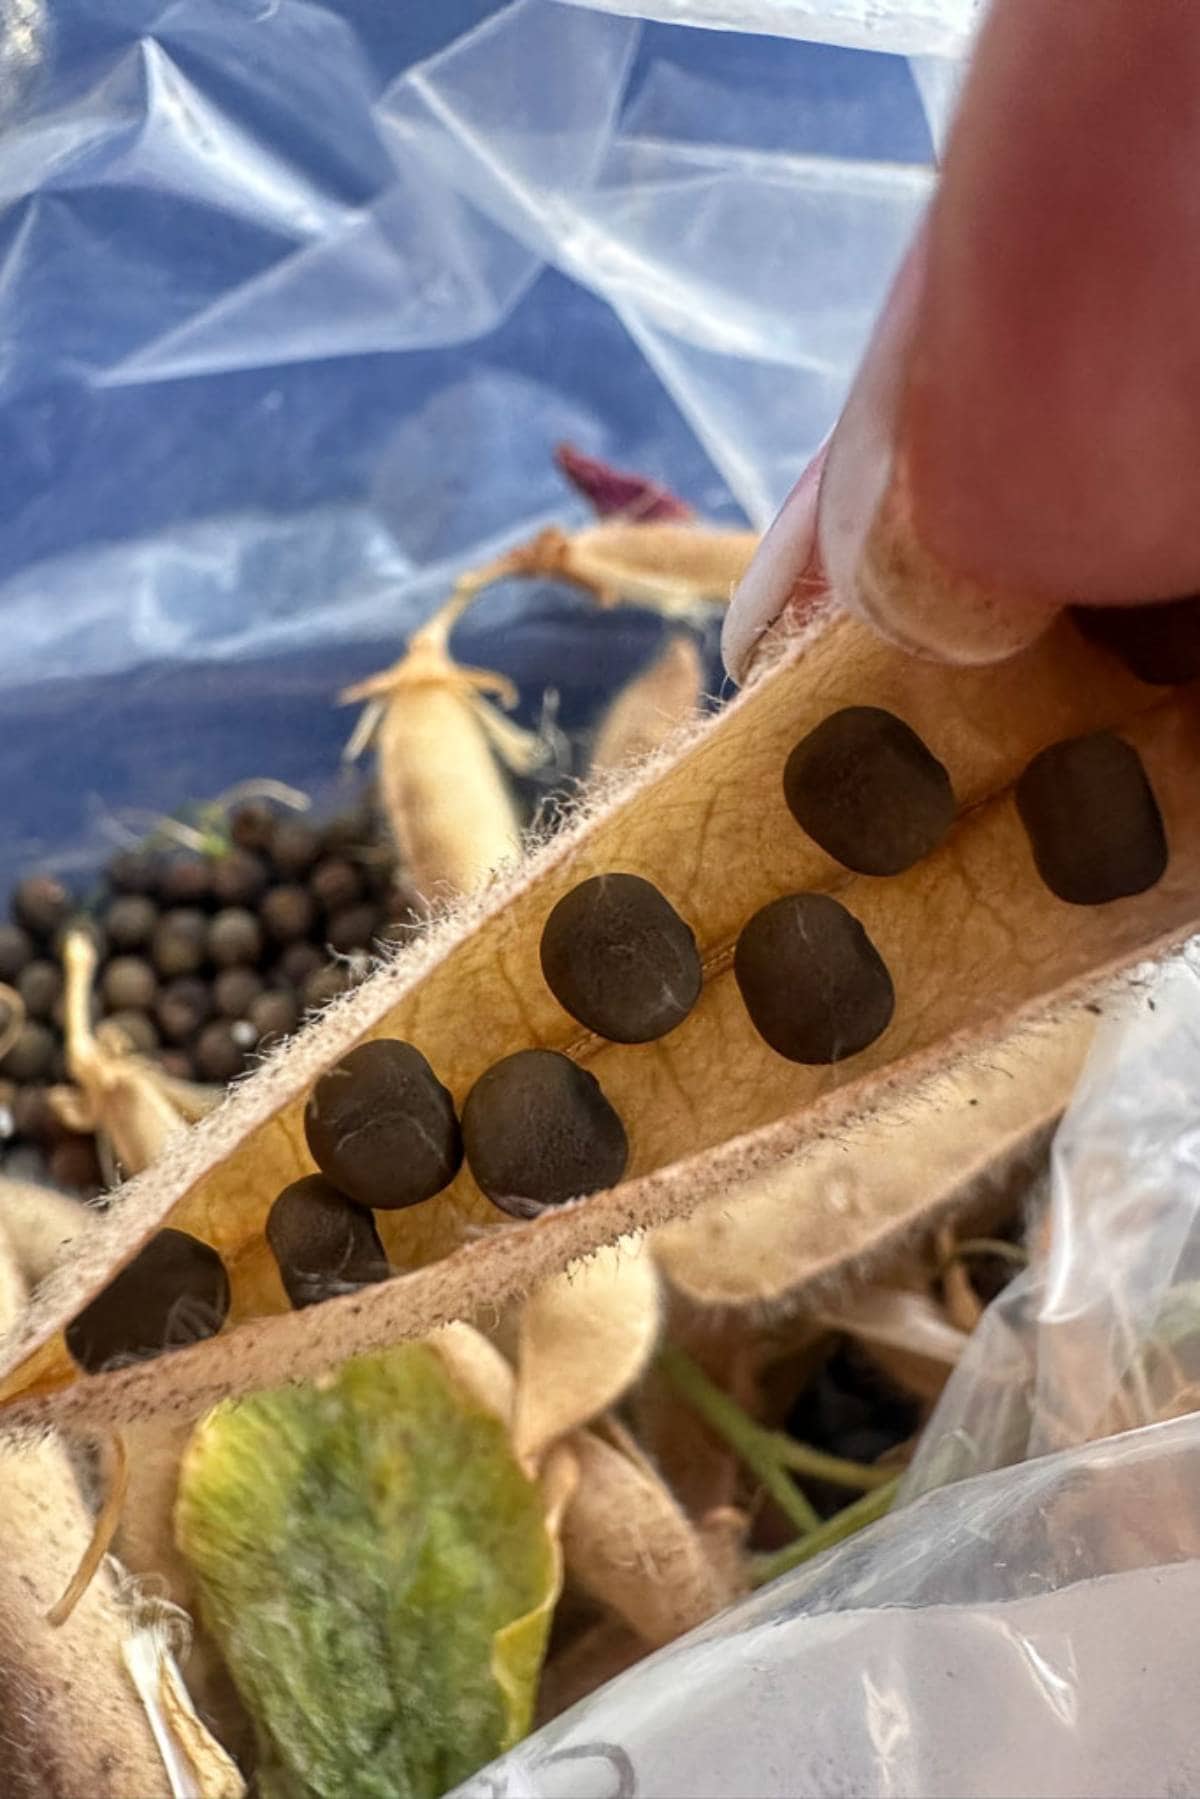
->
[229,800,276,851]
[104,894,158,952]
[304,1040,462,1210]
[1,1021,57,1083]
[64,1228,230,1371]
[194,1022,246,1083]
[102,956,158,1014]
[462,1048,628,1218]
[249,989,298,1042]
[309,857,362,915]
[158,856,211,905]
[208,908,262,969]
[156,977,212,1043]
[0,923,33,983]
[153,908,208,978]
[214,966,264,1019]
[303,964,352,1009]
[1015,732,1168,905]
[280,941,324,987]
[107,848,158,894]
[12,1085,68,1146]
[211,850,268,908]
[1073,597,1200,687]
[326,903,378,955]
[18,959,62,1021]
[734,894,895,1064]
[261,883,316,944]
[105,1009,159,1055]
[539,873,702,1043]
[13,874,71,940]
[783,707,955,876]
[270,818,321,879]
[266,1175,388,1310]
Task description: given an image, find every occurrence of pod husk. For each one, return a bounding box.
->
[590,634,705,776]
[2,607,1199,1431]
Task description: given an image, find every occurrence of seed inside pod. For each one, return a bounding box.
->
[783,707,955,876]
[12,874,71,940]
[104,893,158,952]
[194,1021,246,1082]
[266,1174,388,1310]
[0,923,33,982]
[734,893,895,1064]
[153,908,208,978]
[305,1040,461,1210]
[0,1021,57,1083]
[208,907,263,969]
[1015,731,1168,905]
[261,883,316,944]
[211,849,269,907]
[539,873,702,1043]
[1072,596,1200,687]
[64,1227,230,1371]
[102,955,158,1014]
[461,1048,629,1218]
[17,958,62,1021]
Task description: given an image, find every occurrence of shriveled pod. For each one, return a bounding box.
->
[6,602,1200,1430]
[590,634,706,777]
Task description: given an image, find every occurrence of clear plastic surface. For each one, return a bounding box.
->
[455,957,1200,1797]
[0,0,938,886]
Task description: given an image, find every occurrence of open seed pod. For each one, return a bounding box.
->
[2,601,1199,1432]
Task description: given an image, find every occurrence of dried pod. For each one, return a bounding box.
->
[1016,732,1168,905]
[12,874,70,940]
[261,883,316,944]
[214,966,265,1020]
[104,894,158,952]
[304,1040,461,1210]
[208,907,263,969]
[266,1175,388,1309]
[158,856,211,905]
[269,818,321,879]
[783,706,955,875]
[590,634,705,776]
[462,1049,628,1217]
[152,908,208,978]
[156,976,212,1044]
[734,894,895,1064]
[64,1228,230,1372]
[1072,596,1200,687]
[539,873,701,1043]
[17,958,62,1021]
[0,923,33,982]
[101,955,157,1014]
[211,850,268,908]
[309,857,362,914]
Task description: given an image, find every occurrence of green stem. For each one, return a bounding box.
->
[749,1477,901,1588]
[770,1434,895,1491]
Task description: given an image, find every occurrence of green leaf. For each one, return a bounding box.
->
[176,1343,558,1799]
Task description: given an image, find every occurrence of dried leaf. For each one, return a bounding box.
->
[4,610,1200,1430]
[176,1344,559,1799]
[554,443,693,522]
[590,634,705,777]
[559,1429,729,1648]
[513,1236,660,1472]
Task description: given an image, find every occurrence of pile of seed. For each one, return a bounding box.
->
[0,793,416,1193]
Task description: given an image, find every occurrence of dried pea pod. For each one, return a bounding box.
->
[3,606,1200,1431]
[590,634,705,777]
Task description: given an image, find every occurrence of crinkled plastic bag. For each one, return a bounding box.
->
[453,958,1200,1797]
[0,0,942,887]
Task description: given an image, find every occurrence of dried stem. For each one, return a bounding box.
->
[46,1432,129,1627]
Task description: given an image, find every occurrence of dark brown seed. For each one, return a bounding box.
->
[0,1079,15,1135]
[12,1085,68,1146]
[266,1174,388,1310]
[13,874,71,940]
[50,1135,104,1195]
[64,1228,229,1371]
[321,799,375,855]
[0,923,33,982]
[539,873,702,1044]
[107,848,159,894]
[1015,732,1168,905]
[157,1049,196,1082]
[270,818,321,879]
[309,857,362,914]
[462,1048,628,1218]
[249,989,299,1042]
[17,959,62,1021]
[105,1009,159,1055]
[326,903,378,955]
[304,1040,462,1211]
[208,907,263,969]
[156,977,212,1043]
[783,706,955,876]
[734,894,895,1064]
[102,955,158,1013]
[214,966,264,1019]
[152,908,208,978]
[158,856,212,905]
[1073,597,1200,687]
[211,849,269,907]
[0,1022,57,1083]
[280,941,324,986]
[229,799,276,851]
[194,1021,246,1083]
[104,894,158,952]
[261,883,316,943]
[362,855,401,900]
[302,964,352,1009]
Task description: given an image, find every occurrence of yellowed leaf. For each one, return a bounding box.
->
[2,610,1198,1431]
[512,1236,660,1472]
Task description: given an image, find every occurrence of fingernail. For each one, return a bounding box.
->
[722,439,830,686]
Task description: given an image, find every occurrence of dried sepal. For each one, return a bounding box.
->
[554,443,693,522]
[512,1236,660,1472]
[497,520,757,618]
[590,634,705,777]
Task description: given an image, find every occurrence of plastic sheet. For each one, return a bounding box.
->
[0,0,938,888]
[456,957,1200,1797]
